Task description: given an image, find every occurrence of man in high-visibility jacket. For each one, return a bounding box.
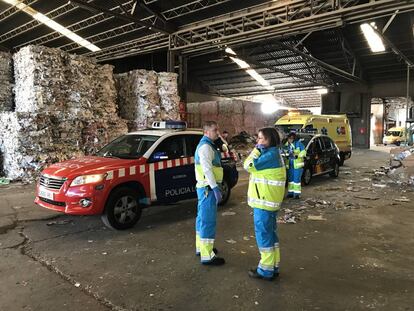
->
[284,132,306,199]
[244,127,286,280]
[194,121,225,266]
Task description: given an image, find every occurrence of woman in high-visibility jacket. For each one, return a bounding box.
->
[283,132,306,199]
[244,127,286,281]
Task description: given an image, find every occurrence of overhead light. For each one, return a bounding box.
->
[246,69,273,90]
[209,58,224,63]
[226,46,273,91]
[229,56,250,69]
[225,47,236,55]
[316,87,328,94]
[261,101,279,114]
[1,0,100,52]
[360,23,385,53]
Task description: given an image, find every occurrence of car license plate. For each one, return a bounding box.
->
[38,186,54,200]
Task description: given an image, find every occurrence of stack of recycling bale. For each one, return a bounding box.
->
[115,70,181,131]
[157,72,180,121]
[0,51,13,112]
[0,51,13,175]
[0,45,127,180]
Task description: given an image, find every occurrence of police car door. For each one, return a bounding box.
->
[321,137,336,171]
[149,135,192,203]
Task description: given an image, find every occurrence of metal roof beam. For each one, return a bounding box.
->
[132,0,168,24]
[69,0,176,34]
[275,41,364,83]
[170,0,414,54]
[372,26,414,67]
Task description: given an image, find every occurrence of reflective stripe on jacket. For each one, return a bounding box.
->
[194,136,223,188]
[284,140,306,169]
[244,146,286,211]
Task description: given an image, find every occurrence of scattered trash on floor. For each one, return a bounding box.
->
[346,186,366,192]
[226,239,237,244]
[394,197,410,202]
[74,282,80,288]
[353,195,379,200]
[243,236,250,241]
[46,219,73,226]
[372,183,387,188]
[0,177,10,185]
[221,211,236,216]
[307,215,327,221]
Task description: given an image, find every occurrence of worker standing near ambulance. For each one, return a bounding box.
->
[244,127,286,280]
[194,121,226,266]
[284,132,306,199]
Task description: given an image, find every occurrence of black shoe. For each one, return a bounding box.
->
[248,268,276,281]
[287,194,293,198]
[202,257,225,266]
[196,248,218,257]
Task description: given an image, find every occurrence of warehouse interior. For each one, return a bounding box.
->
[0,1,414,310]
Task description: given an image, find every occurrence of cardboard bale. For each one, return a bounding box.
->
[157,72,180,120]
[200,101,218,115]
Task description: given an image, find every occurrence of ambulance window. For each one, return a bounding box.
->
[184,135,202,157]
[151,136,185,161]
[304,124,316,134]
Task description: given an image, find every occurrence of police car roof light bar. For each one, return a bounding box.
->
[151,120,187,129]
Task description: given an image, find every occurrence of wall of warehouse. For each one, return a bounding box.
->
[186,100,286,137]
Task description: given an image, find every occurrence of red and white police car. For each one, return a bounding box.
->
[35,121,239,230]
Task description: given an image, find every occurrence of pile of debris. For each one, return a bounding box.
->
[0,45,128,180]
[229,131,256,163]
[115,70,180,131]
[0,51,13,112]
[375,147,414,185]
[278,198,365,224]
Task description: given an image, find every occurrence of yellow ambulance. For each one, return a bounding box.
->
[382,127,406,146]
[275,113,352,165]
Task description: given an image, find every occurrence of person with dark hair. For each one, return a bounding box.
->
[283,132,306,198]
[244,127,286,280]
[194,121,226,266]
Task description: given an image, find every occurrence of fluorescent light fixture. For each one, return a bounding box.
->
[316,87,328,94]
[1,0,100,52]
[229,56,250,69]
[246,69,273,90]
[360,23,385,53]
[226,46,273,90]
[225,47,236,55]
[209,58,224,63]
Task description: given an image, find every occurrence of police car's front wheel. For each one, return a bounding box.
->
[302,168,312,186]
[102,187,142,230]
[219,179,231,206]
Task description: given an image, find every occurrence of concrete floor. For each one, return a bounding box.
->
[0,148,413,311]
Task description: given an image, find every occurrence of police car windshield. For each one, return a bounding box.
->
[96,135,159,159]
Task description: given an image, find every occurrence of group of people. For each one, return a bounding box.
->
[194,121,305,281]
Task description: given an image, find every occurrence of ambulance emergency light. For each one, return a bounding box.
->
[151,121,187,129]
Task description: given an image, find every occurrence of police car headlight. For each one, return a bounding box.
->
[70,174,107,187]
